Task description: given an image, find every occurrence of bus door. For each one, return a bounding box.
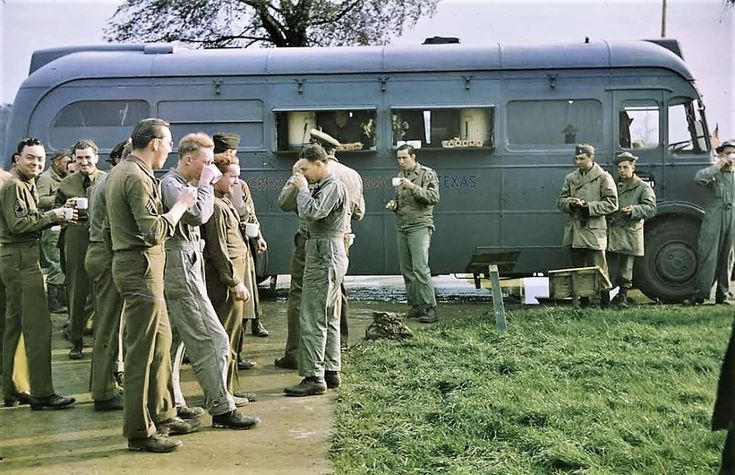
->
[612,89,665,198]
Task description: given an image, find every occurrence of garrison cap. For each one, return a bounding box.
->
[213,133,240,153]
[309,129,340,149]
[575,144,595,157]
[716,139,735,154]
[613,151,638,164]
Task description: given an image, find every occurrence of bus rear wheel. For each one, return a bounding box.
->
[634,217,700,303]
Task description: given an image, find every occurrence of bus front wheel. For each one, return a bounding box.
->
[634,217,700,303]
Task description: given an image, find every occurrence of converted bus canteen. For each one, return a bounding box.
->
[3,39,715,303]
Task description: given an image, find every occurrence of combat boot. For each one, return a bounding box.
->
[325,371,341,389]
[47,283,67,314]
[418,306,437,323]
[212,410,260,430]
[251,318,269,337]
[283,377,327,397]
[68,340,83,360]
[614,288,629,308]
[599,290,611,308]
[405,305,423,319]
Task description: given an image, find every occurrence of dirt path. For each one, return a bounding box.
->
[0,276,492,474]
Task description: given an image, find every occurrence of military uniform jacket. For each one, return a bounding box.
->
[36,167,64,211]
[327,157,366,234]
[278,181,309,235]
[297,175,348,239]
[105,155,176,251]
[393,162,440,230]
[233,179,258,226]
[558,163,618,250]
[203,193,249,287]
[88,173,111,246]
[55,169,105,209]
[606,175,657,256]
[694,164,735,211]
[0,169,57,244]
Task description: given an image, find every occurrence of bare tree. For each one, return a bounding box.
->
[104,0,440,48]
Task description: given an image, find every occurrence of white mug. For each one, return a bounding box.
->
[205,164,223,184]
[392,177,402,187]
[245,222,260,238]
[76,197,88,209]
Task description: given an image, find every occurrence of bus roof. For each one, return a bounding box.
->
[22,40,694,89]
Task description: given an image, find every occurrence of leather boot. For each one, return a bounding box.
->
[69,340,83,360]
[599,290,610,308]
[47,284,67,314]
[251,318,269,337]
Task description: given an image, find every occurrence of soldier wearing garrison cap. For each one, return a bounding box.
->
[605,151,657,308]
[690,138,735,304]
[557,144,618,306]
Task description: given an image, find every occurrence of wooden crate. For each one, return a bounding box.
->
[548,266,611,300]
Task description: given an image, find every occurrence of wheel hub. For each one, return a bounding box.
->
[654,241,697,284]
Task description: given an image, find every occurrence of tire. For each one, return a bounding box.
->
[634,217,700,303]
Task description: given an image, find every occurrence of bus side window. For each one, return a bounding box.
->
[619,102,659,150]
[507,99,601,148]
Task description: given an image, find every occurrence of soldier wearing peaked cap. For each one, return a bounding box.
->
[605,152,656,308]
[557,144,618,306]
[691,139,735,304]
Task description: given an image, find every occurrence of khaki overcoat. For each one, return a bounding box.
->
[557,163,618,250]
[606,175,657,256]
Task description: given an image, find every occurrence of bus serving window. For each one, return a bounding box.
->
[619,102,659,150]
[390,107,494,149]
[275,109,376,151]
[668,98,707,154]
[507,100,601,147]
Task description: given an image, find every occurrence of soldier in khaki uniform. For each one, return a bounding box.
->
[557,144,618,305]
[56,139,105,359]
[0,138,76,410]
[212,134,268,374]
[605,152,657,307]
[284,144,349,397]
[692,139,735,304]
[385,144,440,323]
[85,140,127,411]
[106,119,198,453]
[37,149,71,313]
[0,161,31,407]
[202,152,255,401]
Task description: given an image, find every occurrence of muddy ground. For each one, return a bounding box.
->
[0,275,495,474]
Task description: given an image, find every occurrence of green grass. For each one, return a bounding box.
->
[332,304,733,474]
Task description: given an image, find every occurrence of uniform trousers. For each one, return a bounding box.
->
[282,232,351,363]
[206,255,246,394]
[299,237,348,379]
[0,242,55,399]
[41,227,64,285]
[607,252,635,289]
[63,224,94,344]
[85,241,123,401]
[397,226,436,308]
[112,247,176,440]
[696,207,734,300]
[166,242,235,416]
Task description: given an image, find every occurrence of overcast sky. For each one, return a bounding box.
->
[1,0,732,132]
